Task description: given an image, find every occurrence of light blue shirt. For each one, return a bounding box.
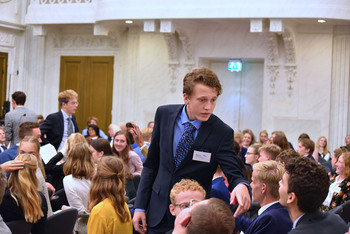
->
[58,109,75,150]
[293,214,304,229]
[172,105,202,157]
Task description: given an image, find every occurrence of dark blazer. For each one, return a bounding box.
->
[211,177,231,206]
[289,210,348,234]
[135,104,248,230]
[40,111,79,150]
[237,202,292,234]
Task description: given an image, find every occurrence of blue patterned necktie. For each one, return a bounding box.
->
[175,122,196,168]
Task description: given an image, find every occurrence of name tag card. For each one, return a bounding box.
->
[193,150,211,163]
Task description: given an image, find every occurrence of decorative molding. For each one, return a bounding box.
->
[52,33,119,48]
[160,20,175,33]
[144,20,156,32]
[163,33,179,92]
[178,31,195,72]
[282,27,297,96]
[265,33,279,95]
[0,0,12,3]
[35,0,92,4]
[0,32,15,47]
[250,19,263,33]
[269,19,283,32]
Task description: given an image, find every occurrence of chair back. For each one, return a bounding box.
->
[46,208,78,234]
[6,220,32,234]
[50,188,69,212]
[340,200,350,223]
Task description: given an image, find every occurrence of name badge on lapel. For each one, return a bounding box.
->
[193,150,211,163]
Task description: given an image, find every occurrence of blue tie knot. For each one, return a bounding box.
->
[184,122,196,133]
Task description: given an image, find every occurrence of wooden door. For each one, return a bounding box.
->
[0,52,8,120]
[60,56,114,134]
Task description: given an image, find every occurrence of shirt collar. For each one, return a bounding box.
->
[258,201,279,216]
[61,109,71,118]
[180,105,202,130]
[293,214,305,229]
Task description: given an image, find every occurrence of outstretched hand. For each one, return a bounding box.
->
[230,183,251,217]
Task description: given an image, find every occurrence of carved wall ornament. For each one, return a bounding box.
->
[265,33,280,95]
[0,0,12,3]
[52,33,119,48]
[37,0,91,4]
[282,27,297,96]
[164,33,180,93]
[0,32,15,47]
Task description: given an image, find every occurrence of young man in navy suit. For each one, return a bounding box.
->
[133,67,251,234]
[236,160,292,234]
[279,157,348,234]
[40,89,79,150]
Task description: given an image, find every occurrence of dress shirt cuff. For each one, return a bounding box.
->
[135,208,146,213]
[140,144,147,150]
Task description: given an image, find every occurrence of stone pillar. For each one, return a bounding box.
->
[329,36,350,149]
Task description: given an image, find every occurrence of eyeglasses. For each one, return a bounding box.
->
[68,101,79,106]
[173,199,199,210]
[246,152,258,155]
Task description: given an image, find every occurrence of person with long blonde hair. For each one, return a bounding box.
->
[314,136,331,161]
[18,136,53,216]
[45,133,87,190]
[87,156,132,234]
[63,142,95,234]
[0,154,47,234]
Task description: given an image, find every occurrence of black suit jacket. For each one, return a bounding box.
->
[135,104,248,229]
[40,111,79,150]
[289,210,347,234]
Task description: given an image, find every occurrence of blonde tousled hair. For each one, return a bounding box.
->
[9,154,44,223]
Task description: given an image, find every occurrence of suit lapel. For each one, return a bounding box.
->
[58,111,64,136]
[167,105,184,171]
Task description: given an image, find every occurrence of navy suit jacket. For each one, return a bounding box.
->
[135,104,248,229]
[289,210,348,234]
[237,202,292,234]
[211,177,231,206]
[40,111,79,150]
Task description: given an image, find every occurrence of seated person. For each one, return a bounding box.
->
[172,198,235,234]
[85,124,101,144]
[235,161,292,234]
[0,167,12,234]
[279,157,348,233]
[258,144,282,162]
[276,149,300,166]
[166,179,206,234]
[81,116,108,139]
[87,156,132,234]
[90,138,114,163]
[245,144,261,168]
[45,133,87,191]
[212,166,231,206]
[0,154,47,234]
[297,138,316,161]
[321,152,350,211]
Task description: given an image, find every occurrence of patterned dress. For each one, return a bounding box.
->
[321,177,350,211]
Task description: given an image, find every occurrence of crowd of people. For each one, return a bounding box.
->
[0,67,350,234]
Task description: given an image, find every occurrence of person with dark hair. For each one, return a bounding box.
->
[40,89,79,151]
[272,135,290,151]
[4,91,37,146]
[90,138,113,163]
[133,67,250,234]
[172,198,235,234]
[279,157,348,233]
[85,124,101,144]
[298,133,310,140]
[276,149,301,165]
[81,116,108,140]
[242,129,255,148]
[297,138,316,161]
[0,121,41,165]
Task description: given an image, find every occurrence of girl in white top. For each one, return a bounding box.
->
[62,142,95,215]
[314,136,331,161]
